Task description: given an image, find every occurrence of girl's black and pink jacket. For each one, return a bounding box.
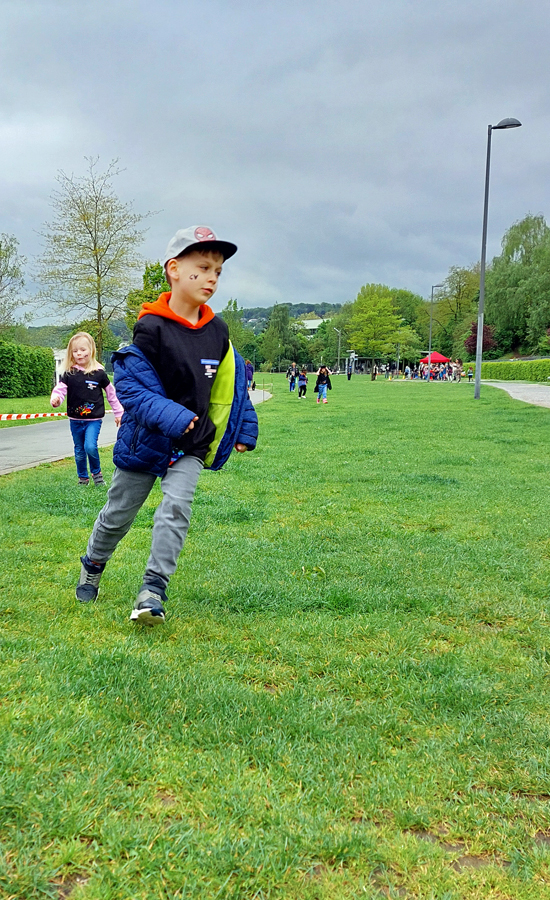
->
[50,367,123,420]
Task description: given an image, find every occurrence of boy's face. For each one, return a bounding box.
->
[167,250,223,305]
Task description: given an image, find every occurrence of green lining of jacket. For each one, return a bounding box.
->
[203,342,235,468]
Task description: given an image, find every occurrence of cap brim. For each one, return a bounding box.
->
[163,240,238,267]
[191,240,237,261]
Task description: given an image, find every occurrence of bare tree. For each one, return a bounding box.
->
[37,157,151,356]
[0,234,26,331]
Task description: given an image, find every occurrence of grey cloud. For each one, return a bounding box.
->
[0,0,548,317]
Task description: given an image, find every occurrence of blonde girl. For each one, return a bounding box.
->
[50,332,123,485]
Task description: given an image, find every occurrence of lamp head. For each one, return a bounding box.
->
[493,117,522,130]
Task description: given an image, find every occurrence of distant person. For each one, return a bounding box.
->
[245,359,254,390]
[315,365,332,404]
[347,361,353,381]
[298,368,308,398]
[50,332,123,486]
[74,226,258,626]
[286,361,298,392]
[468,366,473,383]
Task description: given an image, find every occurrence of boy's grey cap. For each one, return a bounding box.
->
[163,226,237,266]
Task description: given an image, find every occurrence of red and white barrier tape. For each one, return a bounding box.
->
[0,412,67,421]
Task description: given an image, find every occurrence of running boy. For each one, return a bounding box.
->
[75,226,258,625]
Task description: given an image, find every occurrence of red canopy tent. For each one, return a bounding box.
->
[419,352,450,363]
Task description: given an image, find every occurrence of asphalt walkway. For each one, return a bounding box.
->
[0,389,271,476]
[482,380,550,409]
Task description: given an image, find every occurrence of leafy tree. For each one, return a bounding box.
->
[537,328,550,354]
[308,304,353,368]
[500,213,550,265]
[442,266,480,319]
[220,298,247,352]
[259,304,299,368]
[348,285,401,357]
[484,214,550,352]
[36,157,150,357]
[391,288,425,330]
[464,322,497,358]
[126,261,169,331]
[484,258,527,352]
[413,266,481,358]
[0,234,26,332]
[395,323,423,361]
[220,299,258,358]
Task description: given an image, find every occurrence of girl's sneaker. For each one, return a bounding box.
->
[92,472,106,486]
[78,477,89,486]
[322,398,328,403]
[76,555,105,602]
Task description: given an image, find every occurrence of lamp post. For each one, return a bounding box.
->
[333,328,342,372]
[428,283,444,380]
[474,117,522,399]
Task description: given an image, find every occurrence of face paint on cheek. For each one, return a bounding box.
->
[189,274,199,280]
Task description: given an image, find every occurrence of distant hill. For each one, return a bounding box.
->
[26,319,131,348]
[240,302,342,333]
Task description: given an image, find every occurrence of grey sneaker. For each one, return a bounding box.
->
[92,472,106,486]
[75,555,105,603]
[130,587,167,626]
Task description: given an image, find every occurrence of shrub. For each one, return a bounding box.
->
[0,341,55,397]
[469,359,550,382]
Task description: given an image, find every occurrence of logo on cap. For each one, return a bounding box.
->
[194,227,216,242]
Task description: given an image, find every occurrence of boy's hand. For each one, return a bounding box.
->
[51,396,61,408]
[234,443,248,453]
[115,416,122,427]
[184,416,199,434]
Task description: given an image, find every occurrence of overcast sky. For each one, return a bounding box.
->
[1,0,548,319]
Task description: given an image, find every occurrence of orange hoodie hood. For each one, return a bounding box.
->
[137,292,215,329]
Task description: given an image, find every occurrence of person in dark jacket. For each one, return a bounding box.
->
[315,366,332,404]
[286,362,298,392]
[75,226,258,626]
[245,359,254,390]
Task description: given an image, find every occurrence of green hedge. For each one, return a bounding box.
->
[470,359,550,383]
[0,342,55,398]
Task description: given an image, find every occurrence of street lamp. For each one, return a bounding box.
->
[333,328,342,372]
[428,284,444,379]
[474,117,522,399]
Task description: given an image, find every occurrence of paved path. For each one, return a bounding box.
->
[0,389,271,476]
[482,380,550,409]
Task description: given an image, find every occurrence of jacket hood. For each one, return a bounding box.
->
[137,292,215,330]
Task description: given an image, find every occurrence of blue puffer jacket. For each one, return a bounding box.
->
[111,344,258,477]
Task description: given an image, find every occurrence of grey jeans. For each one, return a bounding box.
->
[86,455,203,592]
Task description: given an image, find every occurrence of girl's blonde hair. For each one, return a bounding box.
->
[62,332,104,375]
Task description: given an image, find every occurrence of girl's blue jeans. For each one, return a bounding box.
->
[70,419,102,479]
[318,384,328,401]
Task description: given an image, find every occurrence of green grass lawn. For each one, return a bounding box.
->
[1,376,550,899]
